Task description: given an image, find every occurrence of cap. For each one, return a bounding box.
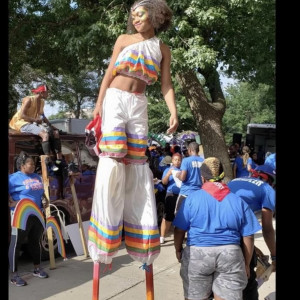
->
[255,164,276,178]
[160,155,172,166]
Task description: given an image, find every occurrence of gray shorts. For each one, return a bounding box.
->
[180,245,248,300]
[20,123,46,135]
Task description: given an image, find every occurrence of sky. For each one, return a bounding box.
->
[43,75,237,117]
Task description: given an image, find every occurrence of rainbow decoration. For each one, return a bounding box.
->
[46,216,66,259]
[12,198,45,230]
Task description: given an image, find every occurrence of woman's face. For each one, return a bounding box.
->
[131,6,152,32]
[172,155,182,168]
[21,158,35,174]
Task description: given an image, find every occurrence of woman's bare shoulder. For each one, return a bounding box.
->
[159,41,171,57]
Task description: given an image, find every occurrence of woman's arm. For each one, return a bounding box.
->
[161,167,173,185]
[93,34,126,119]
[160,43,178,134]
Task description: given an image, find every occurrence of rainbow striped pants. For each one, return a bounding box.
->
[88,88,160,265]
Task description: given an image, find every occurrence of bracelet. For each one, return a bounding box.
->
[271,255,276,261]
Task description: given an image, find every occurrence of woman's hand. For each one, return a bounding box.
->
[167,114,178,134]
[93,104,102,120]
[9,198,17,208]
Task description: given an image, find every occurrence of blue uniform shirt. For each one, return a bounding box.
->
[173,186,261,246]
[9,171,44,211]
[228,177,275,213]
[179,155,204,196]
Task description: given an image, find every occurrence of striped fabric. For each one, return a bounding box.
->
[124,221,160,260]
[125,132,148,163]
[88,215,123,256]
[99,127,127,158]
[99,127,148,163]
[112,36,162,86]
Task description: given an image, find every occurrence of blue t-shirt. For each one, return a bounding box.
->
[228,177,275,213]
[264,153,276,170]
[173,188,261,246]
[179,155,204,196]
[9,171,44,210]
[162,166,181,194]
[234,156,249,177]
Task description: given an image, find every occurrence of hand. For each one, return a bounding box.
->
[93,104,102,120]
[175,250,182,263]
[245,264,250,278]
[271,260,276,272]
[9,199,17,208]
[167,114,178,134]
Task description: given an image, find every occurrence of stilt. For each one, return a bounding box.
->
[145,264,154,300]
[92,262,100,300]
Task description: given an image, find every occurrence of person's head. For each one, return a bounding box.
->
[188,141,199,156]
[251,164,276,187]
[171,153,182,168]
[127,0,173,35]
[200,157,225,183]
[31,84,49,99]
[241,145,250,166]
[16,151,35,174]
[252,152,258,161]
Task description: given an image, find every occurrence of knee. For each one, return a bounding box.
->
[53,130,60,138]
[40,131,49,141]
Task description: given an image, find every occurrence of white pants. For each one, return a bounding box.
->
[88,88,160,265]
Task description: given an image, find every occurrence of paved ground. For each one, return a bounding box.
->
[9,221,275,300]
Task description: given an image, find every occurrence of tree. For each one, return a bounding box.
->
[9,0,275,180]
[222,82,276,145]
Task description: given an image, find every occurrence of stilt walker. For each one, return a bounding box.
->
[87,1,178,299]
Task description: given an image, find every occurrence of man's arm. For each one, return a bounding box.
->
[261,207,276,270]
[242,234,255,278]
[176,170,187,182]
[174,227,185,262]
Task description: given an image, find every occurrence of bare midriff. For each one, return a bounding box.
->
[109,74,147,94]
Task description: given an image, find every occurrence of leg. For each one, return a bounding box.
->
[52,129,63,160]
[88,88,131,264]
[124,163,160,265]
[88,157,125,264]
[26,216,44,268]
[160,193,177,242]
[9,227,27,273]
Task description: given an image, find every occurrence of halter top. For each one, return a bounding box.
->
[112,36,162,85]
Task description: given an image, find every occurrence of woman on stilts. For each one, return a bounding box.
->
[88,1,178,297]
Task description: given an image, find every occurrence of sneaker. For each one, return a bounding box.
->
[33,269,49,279]
[10,275,27,287]
[160,237,165,244]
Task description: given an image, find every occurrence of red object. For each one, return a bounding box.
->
[85,115,102,156]
[31,85,47,93]
[145,264,154,300]
[92,262,100,300]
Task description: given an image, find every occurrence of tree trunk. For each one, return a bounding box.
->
[175,70,233,181]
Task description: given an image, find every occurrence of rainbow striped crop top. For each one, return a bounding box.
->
[112,36,162,85]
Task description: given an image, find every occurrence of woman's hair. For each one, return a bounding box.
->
[200,157,225,182]
[242,145,250,167]
[15,151,32,171]
[172,152,182,160]
[127,0,173,35]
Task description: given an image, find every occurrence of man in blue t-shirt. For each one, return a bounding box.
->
[174,142,204,214]
[173,157,261,300]
[228,164,276,300]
